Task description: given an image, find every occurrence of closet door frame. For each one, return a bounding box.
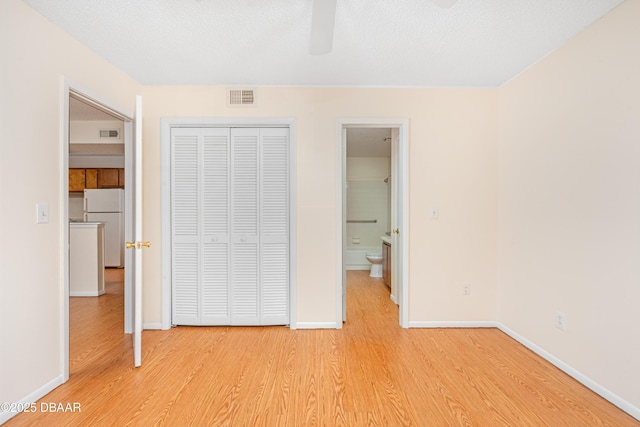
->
[160,118,297,330]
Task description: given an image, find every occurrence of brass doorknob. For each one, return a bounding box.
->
[393,229,399,234]
[126,241,152,249]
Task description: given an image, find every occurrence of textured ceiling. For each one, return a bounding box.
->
[23,0,623,87]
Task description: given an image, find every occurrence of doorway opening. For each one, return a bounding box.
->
[337,119,409,328]
[61,81,136,380]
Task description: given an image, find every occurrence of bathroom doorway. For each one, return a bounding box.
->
[337,119,409,328]
[345,128,392,283]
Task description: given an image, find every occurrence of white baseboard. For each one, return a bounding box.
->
[69,290,105,297]
[496,323,640,421]
[407,320,639,420]
[142,322,162,330]
[390,293,398,304]
[295,322,338,329]
[0,374,64,425]
[409,320,499,328]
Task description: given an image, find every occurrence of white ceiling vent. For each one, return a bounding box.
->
[227,88,256,107]
[99,129,120,139]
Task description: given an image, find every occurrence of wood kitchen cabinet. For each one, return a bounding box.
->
[85,169,98,189]
[382,240,391,289]
[68,168,125,191]
[68,169,86,192]
[97,168,120,188]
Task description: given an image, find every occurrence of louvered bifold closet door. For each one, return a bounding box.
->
[230,128,260,325]
[171,128,231,325]
[260,128,289,325]
[201,129,231,324]
[171,128,201,325]
[172,127,289,326]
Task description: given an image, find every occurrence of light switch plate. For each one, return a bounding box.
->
[36,203,49,224]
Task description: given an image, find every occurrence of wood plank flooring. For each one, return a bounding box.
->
[5,270,638,426]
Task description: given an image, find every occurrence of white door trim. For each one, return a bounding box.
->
[336,118,410,328]
[160,117,297,330]
[60,77,134,381]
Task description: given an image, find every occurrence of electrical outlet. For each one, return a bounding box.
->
[462,283,470,296]
[555,311,566,331]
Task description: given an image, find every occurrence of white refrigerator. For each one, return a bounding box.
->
[84,188,125,268]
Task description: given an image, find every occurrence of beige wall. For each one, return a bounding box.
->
[0,0,140,411]
[141,87,499,325]
[498,0,640,410]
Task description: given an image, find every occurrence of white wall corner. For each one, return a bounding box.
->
[497,323,640,421]
[406,320,639,420]
[0,375,65,425]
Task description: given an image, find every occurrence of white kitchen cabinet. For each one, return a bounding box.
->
[70,222,105,296]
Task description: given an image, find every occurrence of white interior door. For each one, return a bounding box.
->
[133,96,143,366]
[393,126,409,328]
[390,129,399,304]
[129,95,144,367]
[341,128,347,323]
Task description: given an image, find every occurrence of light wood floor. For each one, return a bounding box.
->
[6,270,638,426]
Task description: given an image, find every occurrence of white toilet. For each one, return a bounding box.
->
[365,252,383,278]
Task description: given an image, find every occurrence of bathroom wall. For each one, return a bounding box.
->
[346,157,391,248]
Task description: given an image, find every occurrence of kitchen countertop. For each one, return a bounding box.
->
[70,221,104,228]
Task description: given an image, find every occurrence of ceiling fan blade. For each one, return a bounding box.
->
[428,0,457,8]
[310,0,337,55]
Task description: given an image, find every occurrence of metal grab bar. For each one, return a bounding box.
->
[346,219,377,223]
